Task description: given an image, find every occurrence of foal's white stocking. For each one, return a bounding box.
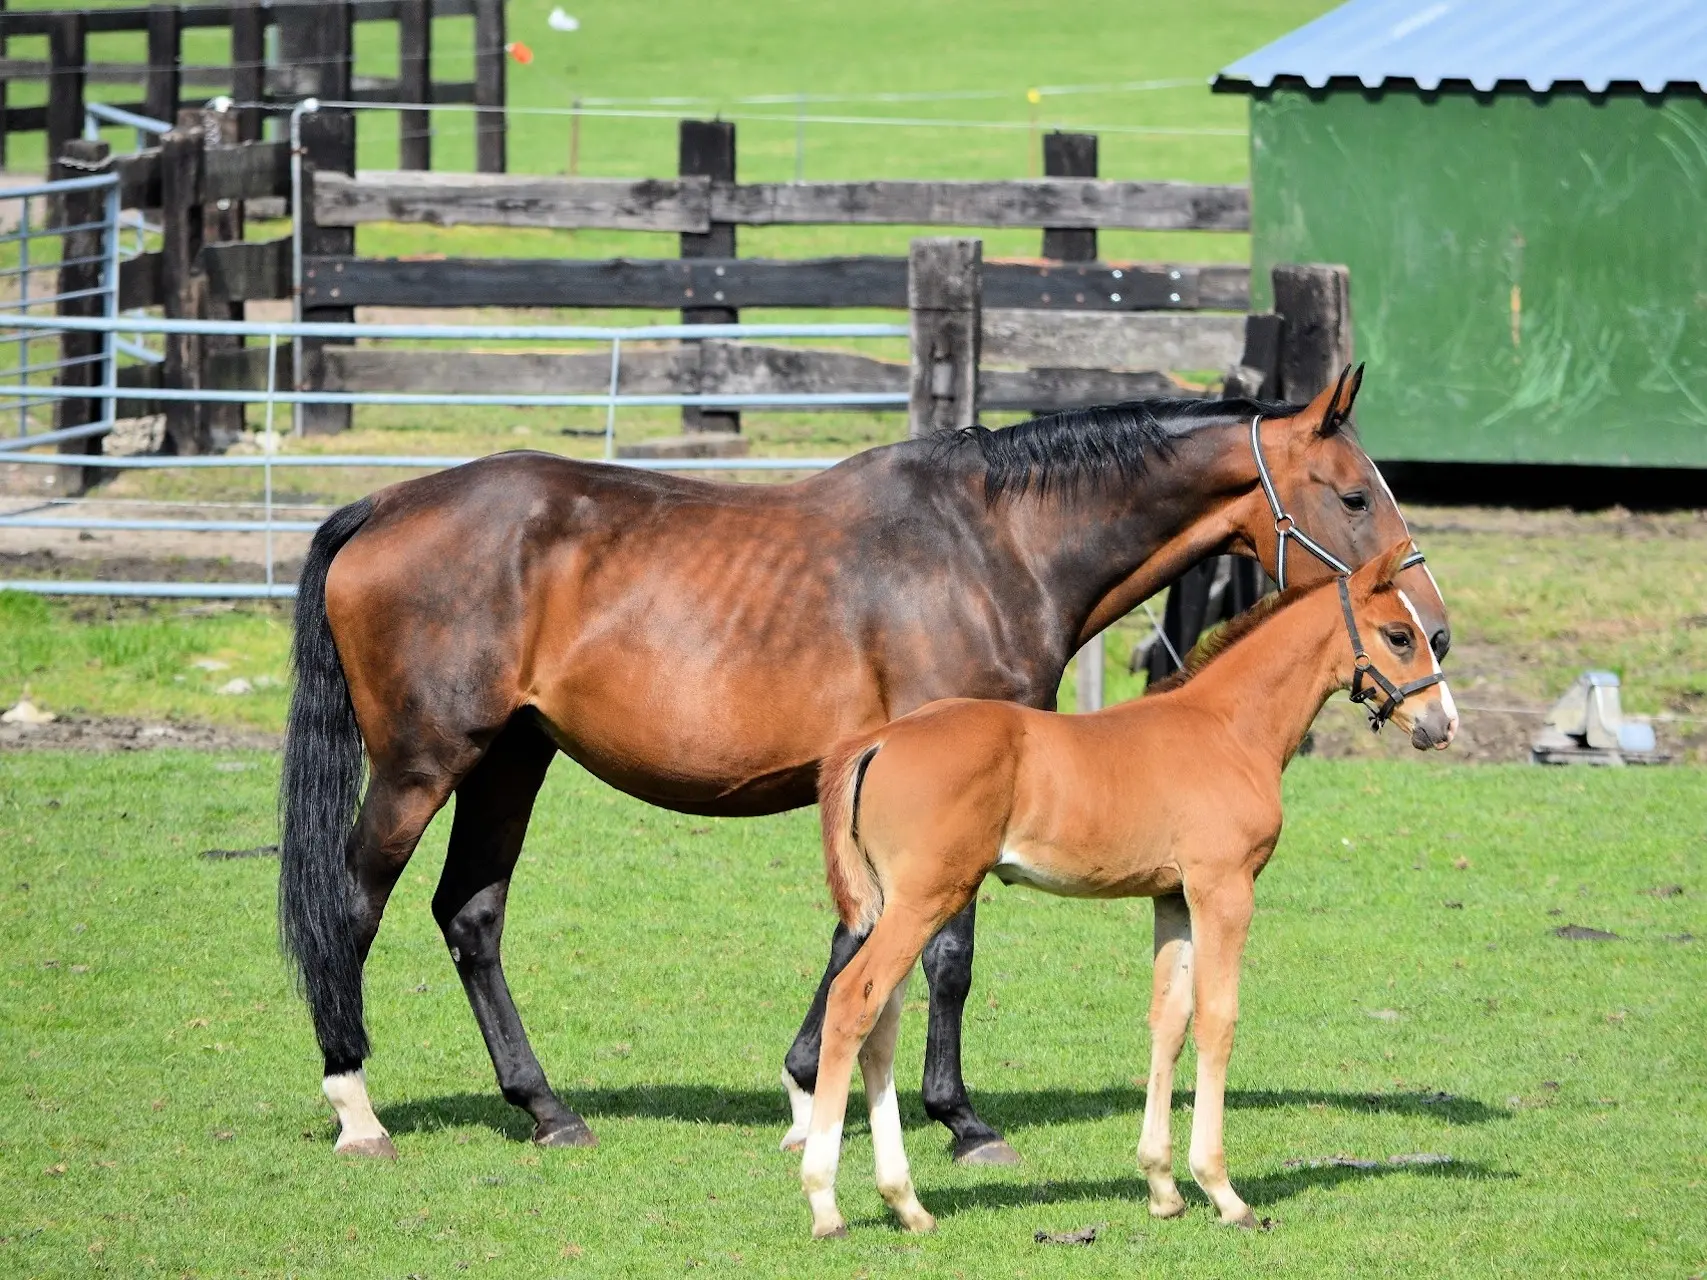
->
[859,971,934,1233]
[1138,895,1193,1217]
[324,1069,397,1157]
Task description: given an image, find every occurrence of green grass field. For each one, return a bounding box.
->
[3,752,1704,1277]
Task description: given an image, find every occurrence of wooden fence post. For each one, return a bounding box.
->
[1042,131,1097,263]
[1,0,10,171]
[45,12,85,177]
[161,123,210,454]
[200,106,245,443]
[679,119,738,435]
[398,0,432,170]
[52,137,109,495]
[230,0,265,144]
[280,0,356,432]
[144,5,181,130]
[1271,263,1353,403]
[473,0,506,172]
[907,237,981,437]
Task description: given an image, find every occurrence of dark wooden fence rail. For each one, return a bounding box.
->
[57,120,1350,458]
[0,0,507,173]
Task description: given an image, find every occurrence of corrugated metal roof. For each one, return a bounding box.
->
[1216,0,1707,94]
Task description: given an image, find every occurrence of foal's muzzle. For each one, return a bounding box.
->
[1409,701,1457,751]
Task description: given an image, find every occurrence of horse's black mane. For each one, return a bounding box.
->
[933,396,1302,502]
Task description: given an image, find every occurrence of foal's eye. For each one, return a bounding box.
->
[1341,491,1370,513]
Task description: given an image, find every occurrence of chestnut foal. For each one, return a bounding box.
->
[800,541,1457,1239]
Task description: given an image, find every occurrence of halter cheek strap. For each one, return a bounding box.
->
[1249,414,1427,591]
[1336,576,1445,732]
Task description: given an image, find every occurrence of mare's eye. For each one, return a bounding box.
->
[1384,627,1412,651]
[1341,491,1369,512]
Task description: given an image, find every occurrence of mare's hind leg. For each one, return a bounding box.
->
[326,769,458,1157]
[920,901,1015,1164]
[431,714,594,1147]
[1138,892,1194,1217]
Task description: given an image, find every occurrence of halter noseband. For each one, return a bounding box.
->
[1249,414,1427,591]
[1336,576,1445,732]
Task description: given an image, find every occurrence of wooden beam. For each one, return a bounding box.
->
[712,178,1249,231]
[118,250,163,310]
[160,124,210,454]
[199,237,291,302]
[204,139,291,202]
[52,137,108,493]
[679,119,739,434]
[312,171,713,232]
[307,172,1250,232]
[230,0,264,143]
[143,6,181,129]
[44,12,84,174]
[298,255,1249,313]
[981,309,1253,373]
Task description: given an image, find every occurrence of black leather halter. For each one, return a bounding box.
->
[1250,415,1426,591]
[1337,576,1445,732]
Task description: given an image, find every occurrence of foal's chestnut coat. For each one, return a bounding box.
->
[801,543,1458,1238]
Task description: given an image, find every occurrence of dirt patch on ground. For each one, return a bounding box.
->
[1,547,305,583]
[0,714,278,753]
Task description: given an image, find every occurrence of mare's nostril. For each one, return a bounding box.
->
[1430,628,1451,661]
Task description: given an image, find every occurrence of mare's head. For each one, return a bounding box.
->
[1241,366,1451,660]
[1338,541,1459,750]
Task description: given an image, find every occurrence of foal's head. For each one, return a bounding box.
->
[1244,366,1451,661]
[1338,542,1459,750]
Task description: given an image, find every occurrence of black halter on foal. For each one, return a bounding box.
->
[1335,575,1444,732]
[1249,415,1427,591]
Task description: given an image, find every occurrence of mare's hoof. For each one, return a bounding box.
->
[535,1116,598,1148]
[954,1138,1021,1166]
[336,1135,398,1159]
[1225,1208,1258,1231]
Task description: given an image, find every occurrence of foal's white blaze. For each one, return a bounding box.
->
[324,1069,390,1150]
[1398,589,1458,736]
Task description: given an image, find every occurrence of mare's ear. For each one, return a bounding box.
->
[1351,535,1420,590]
[1309,363,1365,438]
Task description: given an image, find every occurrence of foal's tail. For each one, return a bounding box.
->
[818,739,884,934]
[278,497,375,1072]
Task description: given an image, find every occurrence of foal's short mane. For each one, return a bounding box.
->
[1145,580,1316,696]
[934,396,1303,502]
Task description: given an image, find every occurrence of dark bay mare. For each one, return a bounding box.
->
[279,368,1450,1160]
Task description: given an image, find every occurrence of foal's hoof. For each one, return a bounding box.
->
[779,1132,807,1154]
[953,1138,1021,1166]
[534,1115,598,1148]
[812,1223,848,1241]
[1224,1208,1258,1231]
[1148,1192,1188,1220]
[335,1135,398,1159]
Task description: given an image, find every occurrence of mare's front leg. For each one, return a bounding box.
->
[921,900,1017,1164]
[1184,873,1258,1227]
[1138,892,1194,1217]
[781,921,869,1152]
[432,715,595,1147]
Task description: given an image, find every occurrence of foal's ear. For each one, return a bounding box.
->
[1310,363,1364,438]
[1372,537,1413,590]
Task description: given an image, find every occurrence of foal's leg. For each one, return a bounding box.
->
[431,715,594,1147]
[325,768,457,1156]
[781,921,868,1152]
[1138,892,1194,1218]
[1184,874,1258,1228]
[920,900,1015,1163]
[859,969,935,1233]
[802,910,935,1239]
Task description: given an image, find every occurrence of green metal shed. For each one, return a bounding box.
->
[1217,0,1707,470]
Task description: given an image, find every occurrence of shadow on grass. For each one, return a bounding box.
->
[380,1082,1507,1141]
[918,1154,1510,1220]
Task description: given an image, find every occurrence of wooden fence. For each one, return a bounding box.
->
[0,0,509,172]
[52,120,1353,455]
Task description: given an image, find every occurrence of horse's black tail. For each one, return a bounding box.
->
[278,496,375,1073]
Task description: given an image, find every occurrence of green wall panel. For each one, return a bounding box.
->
[1251,88,1707,468]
